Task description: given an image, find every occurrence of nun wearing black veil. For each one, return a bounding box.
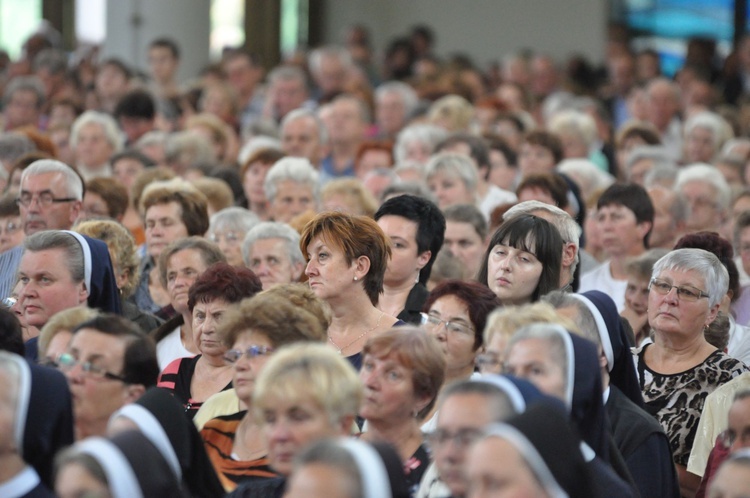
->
[22,230,122,362]
[54,430,186,498]
[0,351,59,498]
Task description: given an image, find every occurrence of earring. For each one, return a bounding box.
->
[414,269,420,284]
[353,276,358,281]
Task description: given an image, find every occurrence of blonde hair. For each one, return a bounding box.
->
[75,219,139,298]
[483,301,578,346]
[253,343,362,426]
[320,178,379,217]
[39,307,99,357]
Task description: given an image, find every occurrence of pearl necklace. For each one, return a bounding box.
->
[328,312,385,355]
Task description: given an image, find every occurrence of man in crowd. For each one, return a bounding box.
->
[280,108,326,168]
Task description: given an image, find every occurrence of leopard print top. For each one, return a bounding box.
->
[635,344,748,466]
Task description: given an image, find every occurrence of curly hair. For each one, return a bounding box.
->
[187,262,262,311]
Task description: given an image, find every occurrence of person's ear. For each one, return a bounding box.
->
[123,384,145,403]
[69,200,83,224]
[637,220,653,243]
[416,250,432,271]
[354,255,371,280]
[78,283,89,305]
[705,303,720,326]
[562,242,577,269]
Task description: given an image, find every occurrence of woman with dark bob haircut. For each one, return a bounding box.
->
[300,211,400,370]
[477,214,563,305]
[157,263,262,419]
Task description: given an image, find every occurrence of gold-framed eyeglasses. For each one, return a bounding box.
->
[649,278,709,302]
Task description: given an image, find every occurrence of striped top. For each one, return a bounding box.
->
[200,411,279,491]
[0,245,23,300]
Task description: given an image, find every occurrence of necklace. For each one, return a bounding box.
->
[328,312,385,355]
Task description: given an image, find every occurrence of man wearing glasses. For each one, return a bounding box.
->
[0,159,82,300]
[57,313,158,440]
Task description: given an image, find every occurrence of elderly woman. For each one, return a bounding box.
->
[424,153,479,211]
[419,280,500,429]
[38,307,98,366]
[300,211,400,369]
[228,343,363,498]
[242,221,305,289]
[374,194,446,324]
[199,291,326,491]
[80,177,129,222]
[0,193,23,253]
[263,157,319,223]
[70,110,123,180]
[206,207,259,267]
[360,327,445,494]
[394,123,447,165]
[75,219,162,333]
[683,111,730,164]
[477,214,563,305]
[548,109,608,172]
[635,248,748,496]
[321,177,379,217]
[158,263,262,419]
[240,148,285,220]
[151,237,225,368]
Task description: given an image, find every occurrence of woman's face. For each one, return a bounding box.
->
[486,243,543,305]
[166,249,208,315]
[230,331,275,404]
[625,276,651,315]
[305,236,359,303]
[75,122,114,169]
[261,395,342,476]
[55,461,111,498]
[424,294,477,375]
[192,298,231,358]
[466,437,551,498]
[427,171,474,210]
[208,229,245,267]
[504,337,567,402]
[359,352,424,423]
[0,215,23,254]
[685,126,716,164]
[242,161,273,207]
[647,268,718,338]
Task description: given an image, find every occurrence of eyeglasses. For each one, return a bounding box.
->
[0,221,20,235]
[1,296,16,309]
[223,345,275,364]
[56,352,128,382]
[475,352,502,374]
[208,231,241,245]
[649,278,709,302]
[717,428,750,450]
[427,428,484,449]
[16,192,77,208]
[420,312,474,336]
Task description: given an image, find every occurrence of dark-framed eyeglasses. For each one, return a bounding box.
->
[223,345,275,364]
[56,352,129,382]
[16,192,78,208]
[649,278,709,302]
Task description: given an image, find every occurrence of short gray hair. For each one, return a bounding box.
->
[208,207,259,236]
[684,111,729,151]
[23,230,84,283]
[3,76,45,108]
[651,248,729,307]
[424,153,478,193]
[281,108,327,145]
[394,124,448,164]
[242,221,304,267]
[21,160,83,200]
[675,163,731,211]
[375,81,419,119]
[268,65,308,87]
[263,157,319,203]
[548,110,597,149]
[507,323,570,400]
[308,45,352,76]
[541,290,599,345]
[70,111,124,152]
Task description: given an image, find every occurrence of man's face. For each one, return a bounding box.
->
[18,248,89,328]
[272,79,307,120]
[314,55,347,95]
[95,63,129,100]
[20,172,81,235]
[376,91,407,137]
[328,99,365,145]
[281,117,322,165]
[647,81,678,131]
[224,55,262,96]
[443,220,486,278]
[433,393,498,497]
[680,180,723,232]
[64,328,130,439]
[148,46,178,83]
[246,237,302,289]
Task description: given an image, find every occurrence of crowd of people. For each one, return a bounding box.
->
[3,18,750,498]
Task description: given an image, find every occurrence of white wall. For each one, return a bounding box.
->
[100,0,210,85]
[321,0,607,67]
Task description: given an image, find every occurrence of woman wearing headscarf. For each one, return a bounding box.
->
[466,403,595,498]
[503,323,636,497]
[108,387,224,498]
[285,439,410,498]
[55,430,185,498]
